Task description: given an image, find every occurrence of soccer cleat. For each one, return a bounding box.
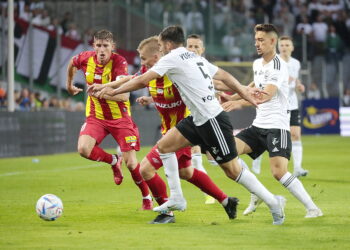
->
[293,168,309,177]
[205,195,216,205]
[224,197,239,219]
[270,195,286,225]
[149,212,175,224]
[142,198,153,210]
[243,193,263,215]
[111,154,123,185]
[153,197,187,213]
[305,208,323,218]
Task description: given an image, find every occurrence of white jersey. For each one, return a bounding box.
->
[252,54,290,130]
[285,56,301,111]
[150,47,222,126]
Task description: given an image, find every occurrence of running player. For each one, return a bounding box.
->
[66,29,152,210]
[222,24,322,218]
[91,26,287,225]
[250,36,308,177]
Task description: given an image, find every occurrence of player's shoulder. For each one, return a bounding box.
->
[74,50,95,61]
[290,57,301,67]
[111,52,127,64]
[253,57,263,68]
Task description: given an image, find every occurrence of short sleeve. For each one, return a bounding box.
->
[202,57,218,77]
[72,52,85,69]
[149,54,174,77]
[265,68,283,88]
[113,56,128,80]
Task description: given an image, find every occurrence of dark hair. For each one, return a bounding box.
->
[187,34,202,40]
[93,29,114,42]
[254,24,279,37]
[159,25,185,45]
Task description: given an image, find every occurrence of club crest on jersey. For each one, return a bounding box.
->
[94,74,102,80]
[125,136,137,143]
[156,88,164,94]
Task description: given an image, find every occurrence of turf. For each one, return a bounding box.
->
[0,135,350,249]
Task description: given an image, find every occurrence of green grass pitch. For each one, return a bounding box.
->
[1,135,350,249]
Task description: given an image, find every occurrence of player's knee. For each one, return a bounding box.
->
[156,142,168,154]
[140,160,155,180]
[291,132,300,141]
[77,144,90,158]
[179,167,193,180]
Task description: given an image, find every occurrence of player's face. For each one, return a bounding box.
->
[93,39,114,65]
[255,31,275,56]
[278,39,294,57]
[186,38,205,56]
[158,38,170,55]
[139,48,159,69]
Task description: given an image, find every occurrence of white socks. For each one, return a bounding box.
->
[111,154,118,165]
[236,168,278,208]
[252,155,262,174]
[292,141,303,170]
[159,152,184,199]
[191,153,207,173]
[280,172,318,210]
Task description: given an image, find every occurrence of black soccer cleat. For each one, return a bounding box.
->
[224,197,239,219]
[149,213,175,224]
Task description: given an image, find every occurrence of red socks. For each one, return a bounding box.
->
[187,168,227,203]
[130,164,150,197]
[88,146,113,164]
[145,173,168,205]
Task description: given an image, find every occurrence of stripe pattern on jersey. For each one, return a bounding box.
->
[282,174,296,188]
[273,56,281,70]
[280,129,288,149]
[209,118,230,156]
[85,56,130,120]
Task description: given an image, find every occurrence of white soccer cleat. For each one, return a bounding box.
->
[243,193,263,215]
[270,195,286,225]
[305,208,323,218]
[293,168,309,177]
[153,197,187,213]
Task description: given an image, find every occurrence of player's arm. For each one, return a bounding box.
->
[219,81,255,101]
[66,58,83,95]
[88,75,132,94]
[99,92,130,102]
[136,96,154,106]
[94,70,159,98]
[296,78,305,93]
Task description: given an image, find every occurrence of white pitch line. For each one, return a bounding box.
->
[0,163,101,177]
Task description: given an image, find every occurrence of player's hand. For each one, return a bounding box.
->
[87,83,106,94]
[221,101,242,112]
[67,84,83,96]
[244,86,269,106]
[296,82,305,93]
[136,96,153,106]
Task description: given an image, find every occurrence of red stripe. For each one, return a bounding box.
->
[98,98,113,120]
[117,102,129,118]
[90,97,96,117]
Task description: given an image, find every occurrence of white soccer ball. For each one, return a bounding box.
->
[36,194,63,221]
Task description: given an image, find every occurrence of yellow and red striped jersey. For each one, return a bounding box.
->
[73,51,130,120]
[139,66,190,134]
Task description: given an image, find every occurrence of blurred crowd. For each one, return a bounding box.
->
[0,85,85,111]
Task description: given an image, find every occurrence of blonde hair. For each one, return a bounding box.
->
[137,36,159,54]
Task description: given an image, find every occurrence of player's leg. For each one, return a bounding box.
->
[251,154,263,174]
[78,118,120,182]
[140,147,175,224]
[291,125,308,177]
[205,151,218,166]
[190,145,215,204]
[153,126,191,213]
[267,129,322,218]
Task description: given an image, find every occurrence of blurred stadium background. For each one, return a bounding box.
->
[0,0,350,157]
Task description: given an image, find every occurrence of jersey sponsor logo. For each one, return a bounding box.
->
[154,100,183,109]
[94,74,102,80]
[125,136,137,143]
[272,147,279,152]
[272,137,279,145]
[179,52,197,60]
[156,88,164,94]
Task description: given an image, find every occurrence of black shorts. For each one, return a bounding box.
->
[290,109,301,126]
[176,111,237,164]
[236,125,291,160]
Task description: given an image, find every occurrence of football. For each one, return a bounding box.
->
[36,194,63,221]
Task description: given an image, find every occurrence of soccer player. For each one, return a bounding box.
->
[91,26,287,225]
[250,36,308,178]
[66,29,152,210]
[186,34,216,205]
[135,36,239,223]
[222,24,322,218]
